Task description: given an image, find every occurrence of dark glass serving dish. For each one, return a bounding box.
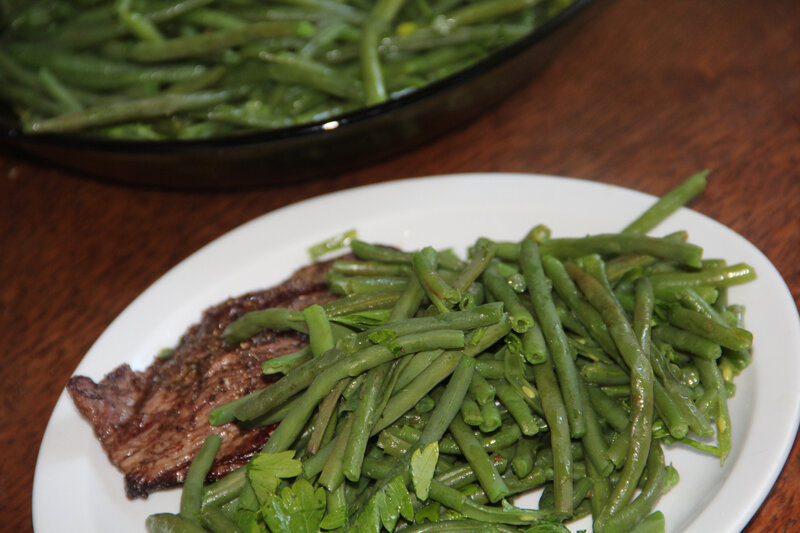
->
[0,0,598,189]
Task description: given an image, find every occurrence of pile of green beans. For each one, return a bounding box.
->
[0,0,574,139]
[146,171,756,533]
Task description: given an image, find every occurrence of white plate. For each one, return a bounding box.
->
[33,173,800,533]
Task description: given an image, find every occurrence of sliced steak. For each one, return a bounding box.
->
[67,259,338,499]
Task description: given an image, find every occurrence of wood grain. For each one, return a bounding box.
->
[1,1,798,531]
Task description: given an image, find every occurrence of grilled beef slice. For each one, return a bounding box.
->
[67,259,338,499]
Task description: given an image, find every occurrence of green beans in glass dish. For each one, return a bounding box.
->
[1,0,579,139]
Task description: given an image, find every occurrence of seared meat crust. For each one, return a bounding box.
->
[67,260,337,498]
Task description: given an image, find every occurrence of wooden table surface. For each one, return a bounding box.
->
[2,1,798,531]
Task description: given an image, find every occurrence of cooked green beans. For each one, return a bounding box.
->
[148,174,756,533]
[2,0,576,138]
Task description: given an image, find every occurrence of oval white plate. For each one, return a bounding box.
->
[33,173,800,533]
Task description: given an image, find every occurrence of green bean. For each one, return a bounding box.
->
[373,350,463,433]
[394,519,521,532]
[568,335,613,365]
[653,379,689,439]
[258,329,464,451]
[352,355,475,518]
[478,400,502,432]
[253,51,366,101]
[629,511,666,533]
[326,291,404,316]
[436,249,466,272]
[26,87,247,133]
[585,384,629,433]
[302,435,338,478]
[604,254,658,283]
[261,346,312,376]
[232,344,346,422]
[633,277,654,356]
[413,247,461,307]
[600,441,666,533]
[201,467,246,508]
[435,452,509,490]
[524,328,573,516]
[586,459,611,519]
[427,478,552,524]
[448,0,539,27]
[652,324,722,360]
[650,345,714,437]
[600,384,632,398]
[461,394,484,426]
[318,415,354,490]
[388,271,426,322]
[233,349,347,421]
[37,67,83,113]
[667,306,753,351]
[542,255,621,365]
[566,262,654,526]
[521,326,548,365]
[327,273,408,295]
[475,358,505,380]
[695,357,732,461]
[576,253,615,294]
[491,379,543,435]
[649,263,756,290]
[343,364,390,481]
[333,260,413,277]
[453,240,497,293]
[480,422,523,453]
[130,21,311,62]
[300,20,359,58]
[721,347,752,374]
[468,372,496,405]
[350,240,411,263]
[339,301,504,353]
[275,0,368,24]
[450,415,510,503]
[6,43,210,90]
[577,381,613,478]
[303,304,335,356]
[622,170,709,234]
[180,9,245,30]
[146,513,209,533]
[520,239,586,438]
[503,346,539,406]
[116,0,165,43]
[511,436,537,477]
[180,434,222,523]
[679,287,737,327]
[306,379,348,454]
[55,0,215,48]
[482,262,534,333]
[393,349,444,391]
[580,362,629,385]
[377,426,417,456]
[223,307,306,343]
[539,234,704,269]
[360,0,407,104]
[465,314,513,356]
[198,503,244,533]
